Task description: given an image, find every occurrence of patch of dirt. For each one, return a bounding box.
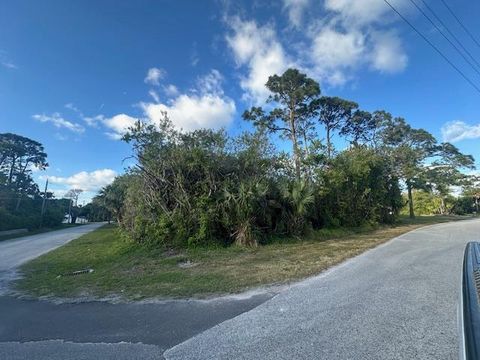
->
[163,248,180,257]
[177,260,199,269]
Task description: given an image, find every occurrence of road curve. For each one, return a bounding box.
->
[0,222,273,360]
[165,219,480,360]
[0,223,104,293]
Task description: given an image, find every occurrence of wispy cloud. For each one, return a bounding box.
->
[149,89,160,103]
[226,17,290,104]
[1,61,17,69]
[225,0,409,98]
[190,42,200,67]
[0,50,18,69]
[163,84,179,97]
[33,113,85,133]
[82,114,104,128]
[441,121,480,143]
[283,0,310,28]
[64,103,80,112]
[46,67,235,140]
[144,67,166,86]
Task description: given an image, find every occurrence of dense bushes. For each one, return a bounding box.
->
[96,68,475,248]
[451,196,477,215]
[397,190,479,216]
[119,124,278,247]
[318,148,401,227]
[0,193,66,231]
[113,117,403,248]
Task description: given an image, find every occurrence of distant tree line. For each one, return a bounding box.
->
[0,133,70,231]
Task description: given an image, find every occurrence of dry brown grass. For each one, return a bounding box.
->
[16,215,471,300]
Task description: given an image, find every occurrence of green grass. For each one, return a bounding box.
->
[0,224,84,242]
[15,215,472,300]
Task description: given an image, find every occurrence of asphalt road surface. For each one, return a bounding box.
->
[165,219,480,360]
[0,295,272,359]
[0,223,104,294]
[0,224,273,359]
[1,219,479,359]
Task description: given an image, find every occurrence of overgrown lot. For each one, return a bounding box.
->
[15,215,469,300]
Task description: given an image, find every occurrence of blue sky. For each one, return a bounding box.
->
[1,0,480,203]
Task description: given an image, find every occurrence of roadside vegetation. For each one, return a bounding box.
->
[87,68,478,250]
[16,216,471,299]
[6,68,480,300]
[0,134,67,230]
[0,134,91,231]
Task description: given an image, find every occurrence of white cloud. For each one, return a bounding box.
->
[226,17,290,104]
[312,28,365,68]
[83,114,104,128]
[144,67,165,86]
[310,27,365,84]
[142,95,235,131]
[0,51,18,69]
[64,103,80,112]
[141,70,236,131]
[305,0,408,85]
[78,113,136,139]
[370,31,408,73]
[33,113,84,133]
[283,0,310,28]
[102,114,138,139]
[225,2,408,94]
[324,0,408,26]
[196,69,224,94]
[149,89,160,103]
[163,84,179,97]
[190,43,200,67]
[45,169,117,192]
[441,121,480,143]
[54,133,68,141]
[1,61,17,69]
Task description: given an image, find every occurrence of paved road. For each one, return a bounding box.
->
[1,220,478,359]
[165,219,480,360]
[0,224,273,359]
[0,295,272,359]
[0,223,104,293]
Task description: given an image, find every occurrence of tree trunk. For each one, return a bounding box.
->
[303,132,309,155]
[15,195,21,212]
[290,109,301,180]
[407,182,415,219]
[292,138,301,180]
[8,156,16,185]
[440,197,446,215]
[326,128,331,159]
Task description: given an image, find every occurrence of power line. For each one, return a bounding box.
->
[440,0,480,49]
[383,0,480,95]
[419,0,480,72]
[408,0,480,77]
